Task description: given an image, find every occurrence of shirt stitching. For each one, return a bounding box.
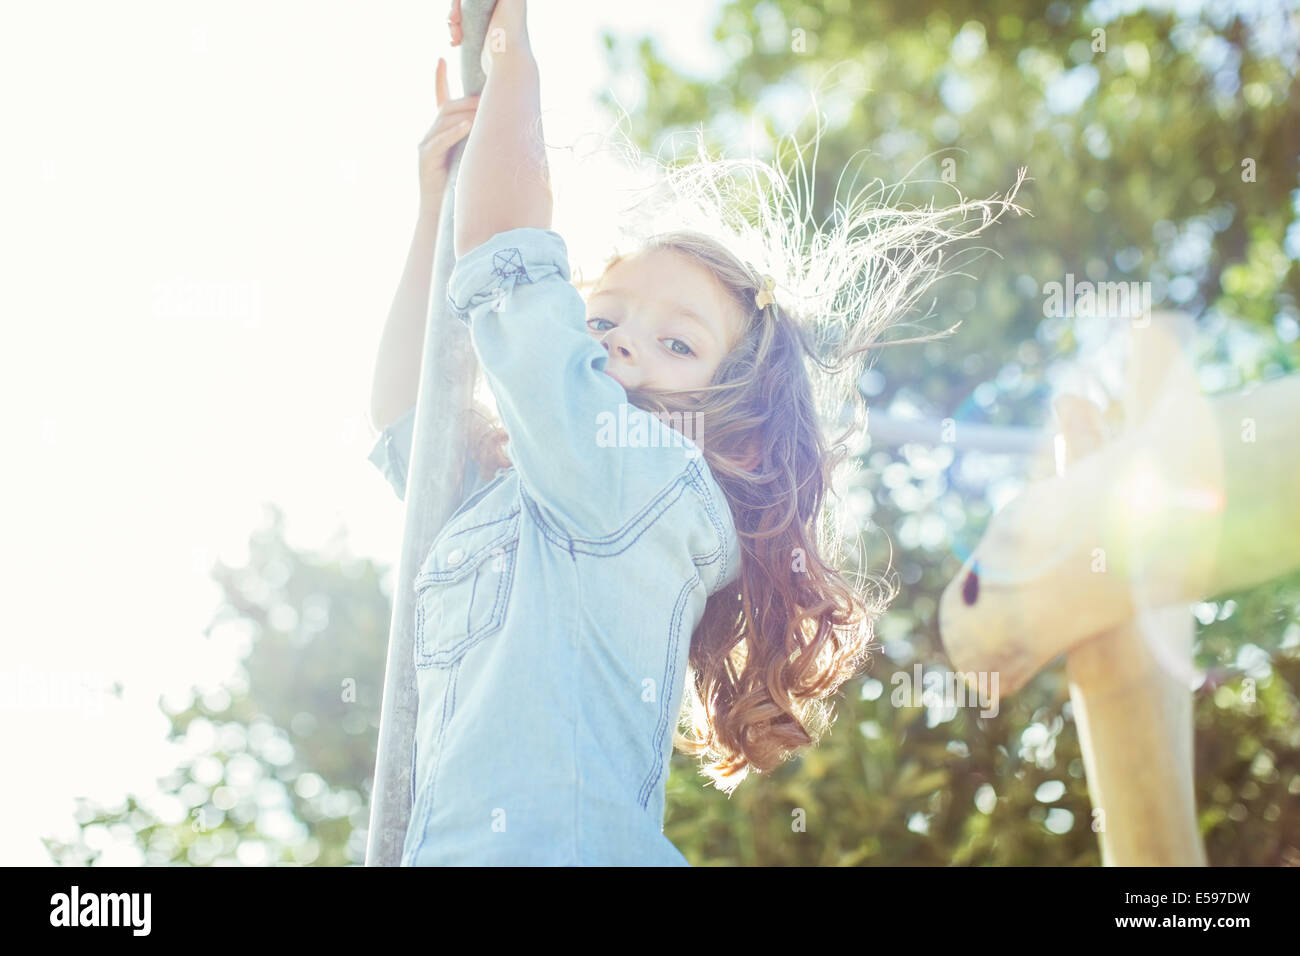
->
[409,662,458,863]
[637,572,700,808]
[570,541,582,866]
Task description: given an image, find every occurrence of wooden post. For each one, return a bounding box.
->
[1053,312,1206,865]
[365,0,497,868]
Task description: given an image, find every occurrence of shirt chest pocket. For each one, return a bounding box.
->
[413,505,520,669]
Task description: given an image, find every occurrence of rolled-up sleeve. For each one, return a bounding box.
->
[447,227,706,536]
[367,404,486,506]
[367,405,417,501]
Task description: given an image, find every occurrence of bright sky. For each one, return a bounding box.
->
[0,0,725,865]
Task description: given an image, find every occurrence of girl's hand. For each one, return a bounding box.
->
[417,56,479,210]
[468,401,512,475]
[449,0,531,77]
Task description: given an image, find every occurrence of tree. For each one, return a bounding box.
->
[44,505,392,866]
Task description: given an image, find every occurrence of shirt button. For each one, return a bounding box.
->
[446,547,465,567]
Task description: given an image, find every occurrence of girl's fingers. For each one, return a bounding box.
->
[418,102,477,139]
[435,57,449,107]
[419,97,479,144]
[420,116,472,146]
[448,0,462,45]
[421,119,473,153]
[438,95,480,115]
[418,106,476,146]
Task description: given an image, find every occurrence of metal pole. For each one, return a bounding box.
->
[365,0,497,868]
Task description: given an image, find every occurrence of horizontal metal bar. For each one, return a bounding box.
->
[864,411,1046,454]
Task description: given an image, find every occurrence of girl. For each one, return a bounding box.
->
[368,0,1025,865]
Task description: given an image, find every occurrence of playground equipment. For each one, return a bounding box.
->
[937,311,1300,865]
[365,0,495,868]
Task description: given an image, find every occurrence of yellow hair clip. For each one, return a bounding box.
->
[754,274,776,311]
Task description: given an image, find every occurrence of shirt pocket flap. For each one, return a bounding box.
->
[416,506,520,586]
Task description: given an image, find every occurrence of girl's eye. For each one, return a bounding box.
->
[587,317,695,358]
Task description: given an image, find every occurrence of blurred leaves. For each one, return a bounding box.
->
[43,505,391,866]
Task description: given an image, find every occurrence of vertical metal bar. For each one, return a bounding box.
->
[365,0,497,868]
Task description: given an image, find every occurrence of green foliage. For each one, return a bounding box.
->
[664,567,1300,866]
[44,506,392,866]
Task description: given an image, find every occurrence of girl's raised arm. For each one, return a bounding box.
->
[450,0,551,259]
[369,57,478,432]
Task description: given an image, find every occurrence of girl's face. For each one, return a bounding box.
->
[585,248,746,394]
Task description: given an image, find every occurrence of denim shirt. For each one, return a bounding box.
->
[367,227,741,865]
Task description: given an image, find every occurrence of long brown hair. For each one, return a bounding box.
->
[608,231,886,793]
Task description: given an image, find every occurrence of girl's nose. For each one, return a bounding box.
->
[598,329,639,388]
[600,327,636,364]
